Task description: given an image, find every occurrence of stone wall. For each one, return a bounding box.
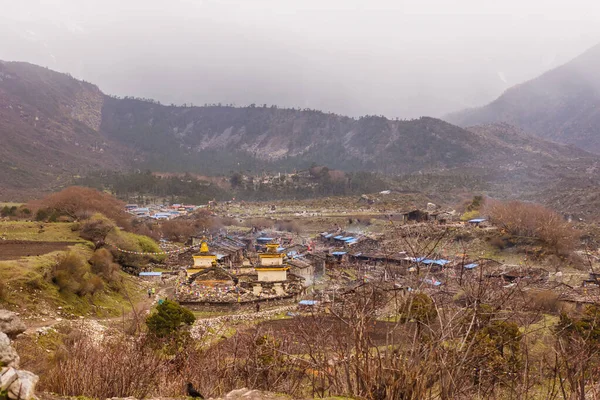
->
[0,310,38,400]
[180,295,297,312]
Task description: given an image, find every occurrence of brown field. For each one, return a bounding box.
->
[0,240,74,260]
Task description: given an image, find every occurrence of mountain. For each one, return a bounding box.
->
[445,43,600,152]
[100,98,493,174]
[1,60,598,207]
[0,61,127,197]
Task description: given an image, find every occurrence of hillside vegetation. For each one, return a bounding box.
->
[0,187,163,316]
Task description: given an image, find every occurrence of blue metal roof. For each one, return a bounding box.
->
[298,300,319,306]
[139,272,162,277]
[333,235,344,240]
[464,263,479,269]
[422,259,450,266]
[324,234,334,238]
[341,236,354,241]
[257,237,274,242]
[345,239,358,245]
[468,218,487,223]
[332,251,347,256]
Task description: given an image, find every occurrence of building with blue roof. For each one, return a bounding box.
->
[468,218,487,225]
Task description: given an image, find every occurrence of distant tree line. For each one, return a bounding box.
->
[74,168,388,204]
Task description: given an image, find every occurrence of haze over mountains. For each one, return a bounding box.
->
[446,43,600,152]
[3,0,600,119]
[1,57,599,209]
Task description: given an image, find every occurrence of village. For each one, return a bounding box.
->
[133,198,600,320]
[3,189,600,400]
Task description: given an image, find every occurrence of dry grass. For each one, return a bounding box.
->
[0,221,85,242]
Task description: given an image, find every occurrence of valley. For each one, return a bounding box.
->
[4,35,600,400]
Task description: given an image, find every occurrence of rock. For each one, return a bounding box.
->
[0,310,26,339]
[7,370,39,400]
[0,367,18,391]
[0,332,20,368]
[218,388,289,399]
[0,310,39,400]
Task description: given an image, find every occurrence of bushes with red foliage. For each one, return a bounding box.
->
[28,186,130,227]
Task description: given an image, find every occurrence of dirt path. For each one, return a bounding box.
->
[23,280,173,335]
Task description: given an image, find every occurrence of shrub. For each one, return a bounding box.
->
[52,252,92,296]
[160,219,195,242]
[0,281,7,302]
[43,332,164,399]
[528,290,560,313]
[0,206,17,217]
[146,300,195,338]
[27,186,130,227]
[35,208,49,221]
[399,293,437,324]
[107,229,165,266]
[80,215,116,244]
[461,210,480,221]
[489,236,506,250]
[487,200,578,255]
[89,248,120,283]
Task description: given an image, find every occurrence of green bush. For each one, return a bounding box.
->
[146,300,195,338]
[35,208,49,221]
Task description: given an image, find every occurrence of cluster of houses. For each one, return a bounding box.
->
[164,206,491,309]
[125,203,200,219]
[173,232,324,308]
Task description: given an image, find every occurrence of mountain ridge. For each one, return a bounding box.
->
[445,42,600,152]
[1,60,598,207]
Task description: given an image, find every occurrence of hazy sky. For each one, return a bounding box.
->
[2,0,600,118]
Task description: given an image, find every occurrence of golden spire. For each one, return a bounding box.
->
[200,241,209,253]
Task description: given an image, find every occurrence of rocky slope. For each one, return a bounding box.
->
[445,42,600,152]
[0,61,127,196]
[2,60,599,205]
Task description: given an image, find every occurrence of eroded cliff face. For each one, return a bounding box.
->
[0,310,38,400]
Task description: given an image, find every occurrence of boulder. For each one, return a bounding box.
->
[0,310,26,339]
[7,370,39,400]
[0,367,18,391]
[0,332,20,368]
